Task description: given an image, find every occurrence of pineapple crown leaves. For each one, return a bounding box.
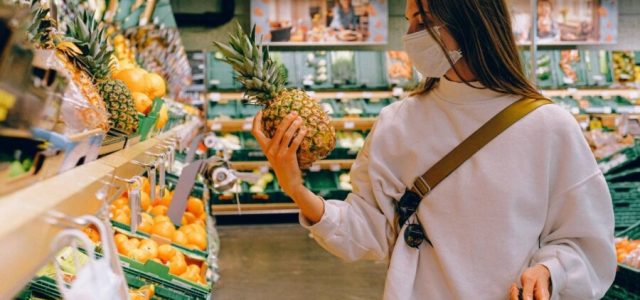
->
[213,22,287,105]
[61,9,114,82]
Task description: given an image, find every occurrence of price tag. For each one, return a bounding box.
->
[634,106,640,114]
[336,92,345,99]
[306,91,316,98]
[309,164,321,172]
[128,180,142,234]
[168,160,204,225]
[209,79,221,86]
[604,106,613,114]
[344,121,355,129]
[157,158,166,199]
[630,91,639,99]
[210,93,221,102]
[362,92,373,99]
[567,88,578,94]
[602,91,611,98]
[571,107,580,115]
[211,122,222,131]
[593,75,605,82]
[392,87,404,97]
[242,122,253,131]
[148,167,157,201]
[260,165,270,173]
[330,164,341,172]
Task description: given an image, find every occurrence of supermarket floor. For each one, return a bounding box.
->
[214,224,387,300]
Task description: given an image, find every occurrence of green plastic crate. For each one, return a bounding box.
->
[553,50,587,88]
[583,50,614,87]
[599,144,640,176]
[207,52,240,90]
[613,222,640,296]
[607,182,640,232]
[207,101,239,120]
[296,52,333,90]
[271,51,299,88]
[355,51,387,89]
[363,98,391,117]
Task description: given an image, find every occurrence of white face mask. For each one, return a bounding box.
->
[402,27,463,78]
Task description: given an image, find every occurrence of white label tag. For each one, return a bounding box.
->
[362,92,373,99]
[259,165,270,173]
[630,92,639,99]
[336,92,345,99]
[344,121,355,129]
[602,92,611,98]
[303,79,314,86]
[392,87,404,97]
[634,106,640,113]
[593,75,605,81]
[567,88,578,94]
[128,182,141,233]
[148,167,157,201]
[604,106,613,114]
[211,93,221,102]
[306,91,316,98]
[330,164,341,172]
[571,107,580,115]
[309,164,321,172]
[211,122,222,131]
[242,122,253,131]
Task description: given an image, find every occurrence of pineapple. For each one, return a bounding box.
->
[57,10,138,134]
[213,23,336,168]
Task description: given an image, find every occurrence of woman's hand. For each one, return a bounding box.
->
[252,110,307,197]
[509,264,551,300]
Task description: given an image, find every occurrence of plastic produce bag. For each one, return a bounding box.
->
[59,77,110,134]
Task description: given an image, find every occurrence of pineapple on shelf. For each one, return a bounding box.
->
[213,23,336,168]
[57,10,139,134]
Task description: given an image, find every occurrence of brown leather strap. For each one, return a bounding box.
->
[411,97,553,197]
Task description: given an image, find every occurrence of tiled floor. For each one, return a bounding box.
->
[214,224,387,300]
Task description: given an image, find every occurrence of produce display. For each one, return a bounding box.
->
[613,51,636,84]
[213,23,337,169]
[616,238,640,267]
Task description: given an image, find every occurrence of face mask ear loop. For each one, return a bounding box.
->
[414,0,465,80]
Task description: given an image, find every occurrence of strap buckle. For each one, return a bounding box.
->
[413,176,432,198]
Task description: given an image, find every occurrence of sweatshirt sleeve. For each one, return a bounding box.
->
[532,172,616,299]
[299,124,395,262]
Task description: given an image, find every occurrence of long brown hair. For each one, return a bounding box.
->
[411,0,544,100]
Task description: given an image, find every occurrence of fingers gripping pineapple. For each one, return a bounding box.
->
[213,23,336,168]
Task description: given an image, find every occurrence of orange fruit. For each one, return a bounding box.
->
[178,224,194,235]
[114,212,130,225]
[144,72,166,99]
[138,221,153,234]
[82,226,100,243]
[118,240,136,256]
[113,68,148,94]
[158,244,176,262]
[141,177,150,194]
[141,213,153,224]
[119,205,131,216]
[129,238,140,249]
[181,212,197,226]
[156,189,172,207]
[191,223,206,235]
[187,198,205,216]
[132,92,153,115]
[198,212,207,221]
[141,191,151,211]
[180,265,200,282]
[150,205,168,216]
[140,239,159,258]
[113,197,128,209]
[152,221,176,240]
[168,257,187,275]
[130,248,151,263]
[114,233,128,246]
[156,104,168,129]
[172,231,189,247]
[186,231,206,250]
[153,215,171,224]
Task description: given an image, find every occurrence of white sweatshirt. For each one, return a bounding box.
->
[301,78,617,300]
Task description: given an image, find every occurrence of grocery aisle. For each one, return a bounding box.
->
[215,224,387,300]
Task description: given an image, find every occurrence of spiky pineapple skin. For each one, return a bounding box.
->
[262,89,336,169]
[98,80,139,134]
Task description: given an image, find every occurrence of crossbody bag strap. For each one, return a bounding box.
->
[411,97,553,198]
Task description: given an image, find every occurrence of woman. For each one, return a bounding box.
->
[329,0,358,31]
[252,0,616,299]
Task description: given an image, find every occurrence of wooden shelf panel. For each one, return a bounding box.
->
[208,90,397,101]
[208,118,375,132]
[0,123,193,298]
[230,159,354,171]
[211,203,299,215]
